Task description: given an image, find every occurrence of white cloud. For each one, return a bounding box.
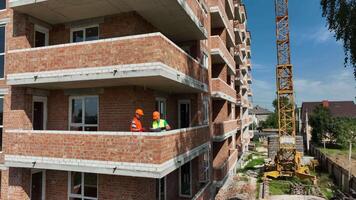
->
[297,26,336,45]
[252,79,276,110]
[294,69,356,105]
[252,69,356,110]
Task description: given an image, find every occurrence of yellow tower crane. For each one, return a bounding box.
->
[264,0,317,183]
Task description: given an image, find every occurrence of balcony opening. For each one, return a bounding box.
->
[34,25,49,47]
[179,161,192,198]
[31,170,46,200]
[33,96,47,130]
[178,100,191,128]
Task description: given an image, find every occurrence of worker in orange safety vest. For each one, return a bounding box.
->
[130,108,145,132]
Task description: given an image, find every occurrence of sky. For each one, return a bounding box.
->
[245,0,356,111]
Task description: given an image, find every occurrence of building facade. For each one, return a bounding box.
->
[0,0,252,199]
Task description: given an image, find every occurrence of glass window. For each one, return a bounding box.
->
[70,96,98,131]
[155,98,166,119]
[71,26,99,43]
[72,30,84,43]
[69,172,97,200]
[0,0,5,10]
[179,161,192,197]
[71,172,82,195]
[85,27,99,41]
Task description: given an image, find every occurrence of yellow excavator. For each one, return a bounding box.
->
[263,0,317,184]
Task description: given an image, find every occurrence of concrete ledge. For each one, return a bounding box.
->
[212,128,239,142]
[211,48,236,74]
[5,142,210,179]
[211,91,237,104]
[7,62,208,93]
[6,125,208,137]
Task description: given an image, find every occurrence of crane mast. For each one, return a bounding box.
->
[264,0,317,183]
[275,0,297,174]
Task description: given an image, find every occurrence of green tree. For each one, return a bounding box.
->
[333,117,356,148]
[321,0,356,77]
[309,105,334,144]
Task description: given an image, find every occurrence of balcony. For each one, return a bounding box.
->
[234,44,244,65]
[239,4,247,23]
[213,119,240,141]
[209,0,235,47]
[211,78,237,103]
[233,21,246,44]
[7,33,208,93]
[9,0,208,42]
[210,36,236,74]
[4,126,210,178]
[246,31,251,46]
[247,73,252,84]
[213,149,238,183]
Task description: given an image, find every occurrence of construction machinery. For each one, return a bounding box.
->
[264,0,317,183]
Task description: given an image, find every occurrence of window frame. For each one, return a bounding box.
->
[156,177,167,200]
[155,97,167,119]
[179,161,192,198]
[68,96,99,131]
[0,25,5,80]
[34,24,49,47]
[70,25,99,43]
[67,172,98,200]
[30,169,46,200]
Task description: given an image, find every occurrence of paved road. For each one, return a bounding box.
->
[270,195,325,200]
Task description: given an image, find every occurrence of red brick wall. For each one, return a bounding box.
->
[7,34,208,85]
[1,168,31,200]
[45,170,67,200]
[4,126,209,164]
[212,100,228,123]
[212,140,230,168]
[99,174,155,200]
[212,64,227,81]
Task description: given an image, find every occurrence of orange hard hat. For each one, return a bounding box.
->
[136,109,144,116]
[153,111,160,120]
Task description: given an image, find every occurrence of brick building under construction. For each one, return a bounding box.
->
[0,0,253,199]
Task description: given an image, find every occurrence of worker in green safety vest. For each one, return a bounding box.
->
[151,111,171,131]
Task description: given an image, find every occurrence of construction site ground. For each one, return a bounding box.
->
[319,147,356,176]
[215,138,338,200]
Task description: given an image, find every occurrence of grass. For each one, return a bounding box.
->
[317,173,335,199]
[238,157,265,173]
[319,147,356,160]
[269,179,291,195]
